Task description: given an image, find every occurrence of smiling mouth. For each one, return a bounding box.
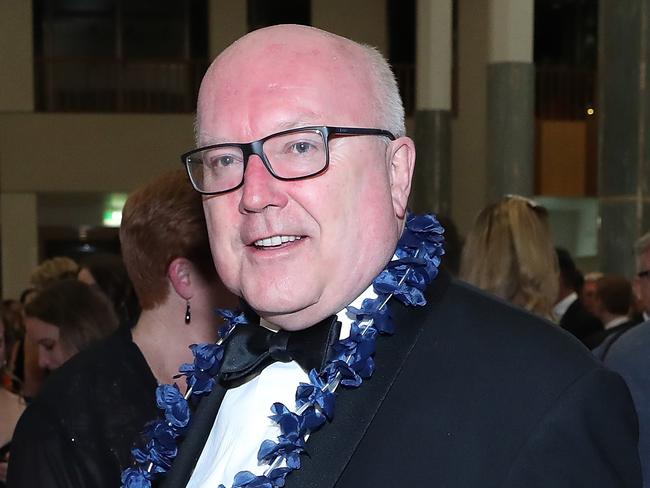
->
[253,235,303,248]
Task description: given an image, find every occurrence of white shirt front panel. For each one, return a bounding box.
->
[187,284,378,487]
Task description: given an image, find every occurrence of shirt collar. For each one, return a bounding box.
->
[604,315,629,330]
[553,292,578,319]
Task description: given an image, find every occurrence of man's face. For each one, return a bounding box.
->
[197,28,412,330]
[581,280,599,316]
[634,249,650,315]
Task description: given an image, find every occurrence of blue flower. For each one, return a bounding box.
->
[121,467,152,488]
[179,343,224,395]
[232,468,291,488]
[296,369,336,421]
[217,309,249,337]
[155,384,190,429]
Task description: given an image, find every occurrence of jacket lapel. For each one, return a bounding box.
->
[286,270,451,488]
[161,383,227,488]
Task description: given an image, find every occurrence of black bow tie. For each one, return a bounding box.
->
[219,315,342,388]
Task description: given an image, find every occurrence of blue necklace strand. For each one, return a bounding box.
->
[122,213,445,488]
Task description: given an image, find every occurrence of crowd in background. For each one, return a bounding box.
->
[1,189,649,485]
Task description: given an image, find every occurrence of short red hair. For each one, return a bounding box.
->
[119,170,216,310]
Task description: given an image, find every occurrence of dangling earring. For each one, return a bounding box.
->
[184,299,191,325]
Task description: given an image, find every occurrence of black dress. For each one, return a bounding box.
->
[7,326,159,487]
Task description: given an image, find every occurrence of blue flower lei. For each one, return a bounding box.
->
[121,213,444,488]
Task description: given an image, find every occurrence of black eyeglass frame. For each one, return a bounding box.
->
[638,270,650,279]
[180,125,396,195]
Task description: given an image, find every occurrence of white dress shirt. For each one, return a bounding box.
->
[603,315,630,331]
[187,285,378,487]
[553,292,578,321]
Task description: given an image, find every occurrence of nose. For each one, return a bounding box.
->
[38,352,50,370]
[239,155,289,213]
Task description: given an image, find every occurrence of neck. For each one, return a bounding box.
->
[132,306,218,388]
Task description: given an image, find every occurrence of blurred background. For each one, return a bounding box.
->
[0,0,647,300]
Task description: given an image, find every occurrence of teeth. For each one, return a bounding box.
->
[254,235,302,247]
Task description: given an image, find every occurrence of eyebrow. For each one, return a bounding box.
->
[198,115,325,146]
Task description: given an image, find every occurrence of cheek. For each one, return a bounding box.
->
[203,196,242,289]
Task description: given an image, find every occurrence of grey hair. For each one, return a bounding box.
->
[361,44,406,138]
[635,232,650,263]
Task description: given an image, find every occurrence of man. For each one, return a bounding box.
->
[161,25,640,487]
[634,232,650,322]
[582,271,604,316]
[554,247,602,343]
[584,275,636,349]
[595,317,650,488]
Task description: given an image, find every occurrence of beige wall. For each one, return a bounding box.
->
[451,0,489,234]
[0,114,195,193]
[1,193,38,299]
[312,0,388,55]
[0,0,34,111]
[209,0,248,59]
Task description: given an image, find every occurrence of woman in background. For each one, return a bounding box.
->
[8,170,238,488]
[24,279,118,371]
[0,313,26,486]
[460,195,559,319]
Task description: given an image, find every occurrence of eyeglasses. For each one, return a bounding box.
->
[638,270,650,279]
[181,126,396,195]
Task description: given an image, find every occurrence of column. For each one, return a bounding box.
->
[1,193,38,300]
[486,0,535,201]
[412,0,453,216]
[0,0,34,111]
[598,0,650,276]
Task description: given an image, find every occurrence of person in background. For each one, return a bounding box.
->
[554,247,602,344]
[29,257,79,291]
[0,316,26,487]
[23,279,118,371]
[581,271,604,317]
[8,169,238,488]
[1,300,25,393]
[78,253,140,327]
[585,275,636,349]
[633,232,650,322]
[459,195,559,319]
[21,257,80,397]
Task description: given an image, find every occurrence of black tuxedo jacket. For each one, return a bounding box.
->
[164,273,641,487]
[559,297,603,344]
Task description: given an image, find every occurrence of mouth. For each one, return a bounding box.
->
[253,234,304,249]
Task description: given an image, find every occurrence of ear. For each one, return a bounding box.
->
[167,257,193,300]
[633,277,642,302]
[387,137,416,219]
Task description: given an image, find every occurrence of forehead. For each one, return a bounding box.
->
[26,316,58,337]
[198,32,376,141]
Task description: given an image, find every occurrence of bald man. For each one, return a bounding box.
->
[150,25,640,488]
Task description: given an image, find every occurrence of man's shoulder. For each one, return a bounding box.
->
[601,319,650,367]
[35,326,149,410]
[423,277,602,380]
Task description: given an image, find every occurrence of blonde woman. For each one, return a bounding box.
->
[460,195,559,319]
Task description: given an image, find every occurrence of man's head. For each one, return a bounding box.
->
[555,247,583,301]
[634,232,650,316]
[119,170,218,310]
[592,275,632,324]
[581,271,603,316]
[192,25,415,330]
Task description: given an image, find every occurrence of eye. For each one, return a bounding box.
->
[206,151,243,169]
[289,141,316,155]
[40,339,56,352]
